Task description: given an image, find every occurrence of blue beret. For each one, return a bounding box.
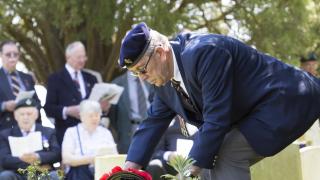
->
[119,22,151,68]
[15,98,39,110]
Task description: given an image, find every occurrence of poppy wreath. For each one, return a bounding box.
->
[100,166,152,180]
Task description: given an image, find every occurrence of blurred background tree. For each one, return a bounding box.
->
[0,0,319,84]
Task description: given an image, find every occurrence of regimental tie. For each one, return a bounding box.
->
[136,78,147,119]
[73,71,81,93]
[10,72,20,97]
[170,78,199,137]
[170,79,199,113]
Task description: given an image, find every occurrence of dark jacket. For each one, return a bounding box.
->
[44,67,97,144]
[0,124,61,171]
[0,68,41,130]
[126,33,320,168]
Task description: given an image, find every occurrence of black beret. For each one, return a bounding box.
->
[119,22,151,68]
[15,98,39,110]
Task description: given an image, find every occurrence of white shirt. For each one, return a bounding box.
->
[127,72,150,120]
[62,64,87,120]
[65,64,86,98]
[62,123,118,157]
[20,124,36,137]
[171,47,189,96]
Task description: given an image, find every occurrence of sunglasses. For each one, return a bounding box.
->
[131,50,155,77]
[4,52,19,58]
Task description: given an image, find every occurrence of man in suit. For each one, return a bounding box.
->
[109,71,153,153]
[118,23,320,180]
[0,98,61,180]
[44,41,109,145]
[0,40,40,130]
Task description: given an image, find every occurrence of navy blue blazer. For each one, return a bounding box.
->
[0,67,41,130]
[126,33,320,168]
[44,67,97,144]
[0,124,61,171]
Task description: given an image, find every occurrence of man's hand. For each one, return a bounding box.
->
[66,105,80,119]
[124,161,142,170]
[4,100,16,112]
[99,99,111,113]
[19,153,39,164]
[189,165,202,177]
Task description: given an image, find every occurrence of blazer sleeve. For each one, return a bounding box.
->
[126,93,176,167]
[188,46,234,168]
[37,128,61,164]
[0,131,29,170]
[44,75,64,120]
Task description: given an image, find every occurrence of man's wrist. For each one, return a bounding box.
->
[1,102,5,112]
[35,153,41,163]
[163,151,174,162]
[62,107,68,120]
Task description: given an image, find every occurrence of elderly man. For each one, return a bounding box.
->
[0,40,41,130]
[44,41,109,145]
[118,22,320,180]
[0,98,61,180]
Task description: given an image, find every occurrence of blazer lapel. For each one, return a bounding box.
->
[171,42,201,114]
[18,72,31,90]
[82,71,94,99]
[12,126,23,137]
[0,68,15,100]
[61,68,82,100]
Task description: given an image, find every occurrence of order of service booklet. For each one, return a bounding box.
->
[89,83,124,104]
[8,131,43,157]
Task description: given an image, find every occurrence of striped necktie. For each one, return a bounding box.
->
[73,71,81,92]
[10,72,20,97]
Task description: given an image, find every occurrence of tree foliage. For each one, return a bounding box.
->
[0,0,319,84]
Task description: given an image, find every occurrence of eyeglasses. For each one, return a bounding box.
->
[3,52,19,58]
[131,50,155,77]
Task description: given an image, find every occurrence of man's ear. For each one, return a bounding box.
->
[155,46,165,61]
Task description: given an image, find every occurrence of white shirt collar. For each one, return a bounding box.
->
[65,64,78,78]
[20,124,36,136]
[171,48,189,96]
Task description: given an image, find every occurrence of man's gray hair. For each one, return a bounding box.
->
[79,100,102,115]
[65,41,85,56]
[144,30,170,57]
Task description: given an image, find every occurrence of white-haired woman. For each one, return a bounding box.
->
[62,100,118,180]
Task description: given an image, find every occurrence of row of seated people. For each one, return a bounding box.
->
[0,40,153,156]
[0,97,192,180]
[0,98,118,180]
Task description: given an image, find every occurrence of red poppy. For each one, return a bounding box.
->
[100,166,152,180]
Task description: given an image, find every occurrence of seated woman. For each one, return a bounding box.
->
[62,100,118,180]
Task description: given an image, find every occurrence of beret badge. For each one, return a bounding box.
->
[124,58,133,65]
[26,99,32,105]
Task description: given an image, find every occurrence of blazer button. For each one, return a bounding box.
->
[72,98,76,102]
[6,117,10,121]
